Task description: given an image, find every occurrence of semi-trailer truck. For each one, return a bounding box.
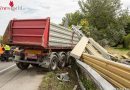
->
[3,17,80,70]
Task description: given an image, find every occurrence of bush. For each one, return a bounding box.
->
[123,34,130,49]
[89,26,125,47]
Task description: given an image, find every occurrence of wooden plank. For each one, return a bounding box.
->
[83,59,130,88]
[89,38,111,59]
[86,43,103,58]
[76,60,115,90]
[82,53,130,88]
[70,37,89,59]
[83,53,130,71]
[96,70,125,88]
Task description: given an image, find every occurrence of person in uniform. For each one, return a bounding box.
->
[0,44,4,61]
[3,44,11,61]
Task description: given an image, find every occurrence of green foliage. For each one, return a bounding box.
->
[123,34,130,49]
[125,16,130,34]
[61,11,90,36]
[39,68,78,90]
[80,76,97,90]
[61,10,85,28]
[79,0,118,29]
[125,23,130,34]
[78,0,128,46]
[0,36,3,43]
[105,26,126,46]
[79,18,90,36]
[61,0,129,47]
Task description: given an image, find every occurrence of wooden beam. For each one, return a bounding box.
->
[70,37,89,59]
[76,59,115,90]
[82,53,130,88]
[89,38,111,59]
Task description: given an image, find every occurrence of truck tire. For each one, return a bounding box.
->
[58,52,66,68]
[16,62,30,70]
[49,54,58,71]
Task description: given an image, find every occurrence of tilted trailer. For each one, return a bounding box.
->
[3,17,80,70]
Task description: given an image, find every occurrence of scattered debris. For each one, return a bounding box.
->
[39,68,79,90]
[73,85,78,90]
[121,54,130,59]
[120,59,130,65]
[127,51,130,57]
[68,65,71,68]
[56,72,70,82]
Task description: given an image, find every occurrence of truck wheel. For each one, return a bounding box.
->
[49,54,58,71]
[58,52,66,68]
[16,62,30,70]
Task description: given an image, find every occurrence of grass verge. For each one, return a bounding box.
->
[105,47,129,56]
[39,67,78,90]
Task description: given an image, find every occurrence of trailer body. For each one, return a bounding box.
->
[3,18,79,70]
[4,18,79,49]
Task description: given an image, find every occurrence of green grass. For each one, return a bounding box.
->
[39,64,98,90]
[113,47,129,51]
[78,71,97,90]
[39,68,78,90]
[105,47,129,56]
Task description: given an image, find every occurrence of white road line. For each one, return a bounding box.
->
[0,64,16,74]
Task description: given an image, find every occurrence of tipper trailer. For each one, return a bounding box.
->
[3,17,80,70]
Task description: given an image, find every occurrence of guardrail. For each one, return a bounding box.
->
[82,53,130,88]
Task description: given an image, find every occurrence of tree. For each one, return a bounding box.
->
[125,23,130,34]
[123,34,130,49]
[125,16,130,35]
[78,0,128,46]
[61,11,90,36]
[61,10,84,28]
[0,36,3,43]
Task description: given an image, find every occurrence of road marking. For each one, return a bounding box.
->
[0,64,16,74]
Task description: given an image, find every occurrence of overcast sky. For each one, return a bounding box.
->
[0,0,129,35]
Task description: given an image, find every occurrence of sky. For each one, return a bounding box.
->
[0,0,129,35]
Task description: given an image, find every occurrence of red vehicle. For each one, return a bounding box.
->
[3,17,79,70]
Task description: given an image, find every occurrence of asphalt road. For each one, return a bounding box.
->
[0,62,15,71]
[0,62,44,90]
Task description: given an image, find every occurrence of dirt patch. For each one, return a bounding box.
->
[39,67,79,90]
[105,47,129,56]
[105,47,130,61]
